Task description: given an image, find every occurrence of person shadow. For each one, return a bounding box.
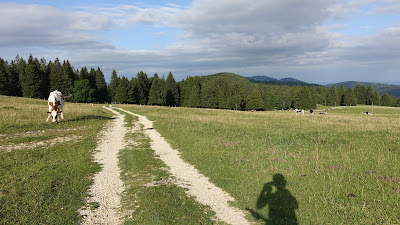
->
[246,174,298,225]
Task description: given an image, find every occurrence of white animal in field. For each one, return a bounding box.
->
[46,90,65,123]
[294,109,304,115]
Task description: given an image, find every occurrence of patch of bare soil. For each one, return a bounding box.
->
[115,107,250,225]
[79,106,126,225]
[0,135,81,152]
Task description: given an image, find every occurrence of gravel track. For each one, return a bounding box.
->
[79,106,126,225]
[115,107,250,225]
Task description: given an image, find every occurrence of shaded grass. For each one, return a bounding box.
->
[0,95,113,224]
[118,105,400,224]
[118,112,220,224]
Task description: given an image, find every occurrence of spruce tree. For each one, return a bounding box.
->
[365,85,374,105]
[338,84,345,106]
[95,67,108,102]
[114,76,130,103]
[108,69,120,102]
[148,73,165,105]
[73,79,95,102]
[10,56,25,97]
[326,85,339,106]
[40,58,50,98]
[343,88,357,106]
[0,58,8,95]
[164,72,180,106]
[79,67,89,80]
[88,68,97,90]
[63,60,76,91]
[200,80,217,108]
[49,58,72,95]
[187,78,201,108]
[136,71,150,105]
[22,55,42,98]
[354,84,366,105]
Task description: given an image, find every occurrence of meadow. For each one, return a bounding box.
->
[118,104,400,224]
[0,95,112,224]
[1,94,399,224]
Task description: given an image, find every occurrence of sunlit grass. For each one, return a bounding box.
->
[119,104,400,224]
[0,95,113,224]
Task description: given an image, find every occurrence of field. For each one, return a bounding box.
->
[1,94,399,224]
[0,95,112,224]
[118,105,400,224]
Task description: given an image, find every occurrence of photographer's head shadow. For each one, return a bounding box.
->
[246,174,298,225]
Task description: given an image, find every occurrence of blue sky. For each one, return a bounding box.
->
[1,0,400,84]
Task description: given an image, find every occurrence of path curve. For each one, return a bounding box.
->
[115,107,250,225]
[79,106,126,225]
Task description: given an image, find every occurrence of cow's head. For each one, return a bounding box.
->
[47,101,60,122]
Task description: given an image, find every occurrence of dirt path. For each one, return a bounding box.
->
[115,107,250,225]
[79,106,126,225]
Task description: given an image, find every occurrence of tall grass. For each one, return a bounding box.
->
[0,95,112,224]
[119,105,400,224]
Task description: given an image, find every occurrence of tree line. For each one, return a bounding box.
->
[1,55,399,110]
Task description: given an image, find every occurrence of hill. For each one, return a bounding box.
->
[328,81,400,97]
[247,75,319,86]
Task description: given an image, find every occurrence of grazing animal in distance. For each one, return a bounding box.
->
[310,109,314,114]
[46,90,65,123]
[295,109,304,115]
[361,111,372,115]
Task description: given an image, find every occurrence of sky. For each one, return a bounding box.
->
[1,0,400,84]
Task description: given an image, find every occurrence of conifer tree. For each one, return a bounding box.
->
[326,85,339,106]
[365,85,374,105]
[187,78,201,108]
[88,68,97,90]
[129,77,139,104]
[10,56,25,97]
[343,88,357,106]
[40,58,50,98]
[114,76,130,103]
[49,58,72,95]
[73,79,95,102]
[0,58,8,95]
[95,67,108,102]
[22,55,42,98]
[164,72,180,106]
[354,84,366,105]
[338,84,345,106]
[148,73,165,105]
[63,60,76,89]
[108,69,120,102]
[79,67,89,80]
[136,71,150,105]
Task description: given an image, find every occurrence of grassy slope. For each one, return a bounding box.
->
[119,105,400,224]
[0,95,112,224]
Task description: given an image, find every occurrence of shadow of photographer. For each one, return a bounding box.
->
[246,173,298,225]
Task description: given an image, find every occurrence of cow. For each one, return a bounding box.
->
[46,90,65,123]
[294,109,304,115]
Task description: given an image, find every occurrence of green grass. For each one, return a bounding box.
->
[0,95,113,224]
[118,104,400,224]
[117,112,220,224]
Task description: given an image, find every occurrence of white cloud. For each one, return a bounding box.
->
[1,0,400,83]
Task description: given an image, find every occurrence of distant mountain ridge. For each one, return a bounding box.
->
[246,75,318,86]
[328,81,400,97]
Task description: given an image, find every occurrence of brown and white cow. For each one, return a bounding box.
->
[46,90,65,123]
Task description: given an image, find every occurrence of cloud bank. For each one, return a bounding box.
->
[1,0,400,84]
